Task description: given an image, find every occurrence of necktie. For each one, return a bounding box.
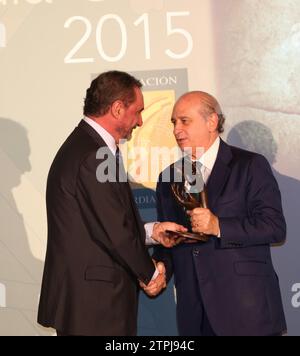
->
[185,161,205,194]
[115,146,127,182]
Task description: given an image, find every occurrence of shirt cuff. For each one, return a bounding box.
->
[144,222,160,245]
[151,268,159,281]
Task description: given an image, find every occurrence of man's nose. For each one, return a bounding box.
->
[173,123,182,136]
[138,116,143,127]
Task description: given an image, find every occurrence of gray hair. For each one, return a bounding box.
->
[184,91,226,133]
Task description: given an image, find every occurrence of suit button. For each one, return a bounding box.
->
[193,248,200,257]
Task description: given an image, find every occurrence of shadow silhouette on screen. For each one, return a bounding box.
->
[227,120,300,335]
[0,118,44,335]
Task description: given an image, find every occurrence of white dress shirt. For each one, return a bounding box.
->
[84,117,117,155]
[197,136,220,185]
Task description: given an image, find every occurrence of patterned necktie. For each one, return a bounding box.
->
[185,160,204,193]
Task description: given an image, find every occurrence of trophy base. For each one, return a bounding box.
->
[166,230,210,242]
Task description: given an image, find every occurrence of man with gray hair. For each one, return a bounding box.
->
[153,91,287,336]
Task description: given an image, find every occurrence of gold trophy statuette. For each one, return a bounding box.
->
[168,161,210,242]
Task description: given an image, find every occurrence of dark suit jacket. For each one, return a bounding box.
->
[38,120,155,336]
[153,139,287,336]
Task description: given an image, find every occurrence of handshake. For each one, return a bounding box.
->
[140,260,167,297]
[140,221,187,297]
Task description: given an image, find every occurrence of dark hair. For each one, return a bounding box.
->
[216,113,226,134]
[83,71,142,117]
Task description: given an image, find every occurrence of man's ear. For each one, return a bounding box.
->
[208,113,219,132]
[111,100,124,119]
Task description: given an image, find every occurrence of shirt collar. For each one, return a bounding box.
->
[83,117,117,155]
[198,136,220,171]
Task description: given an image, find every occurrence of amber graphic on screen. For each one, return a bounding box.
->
[127,90,178,190]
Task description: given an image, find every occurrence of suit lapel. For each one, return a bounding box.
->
[206,139,233,209]
[78,120,145,239]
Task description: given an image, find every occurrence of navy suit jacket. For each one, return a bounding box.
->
[153,139,287,336]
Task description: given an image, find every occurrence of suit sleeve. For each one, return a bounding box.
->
[152,176,174,282]
[219,154,286,248]
[77,152,155,285]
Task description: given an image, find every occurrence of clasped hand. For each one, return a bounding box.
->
[140,260,166,297]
